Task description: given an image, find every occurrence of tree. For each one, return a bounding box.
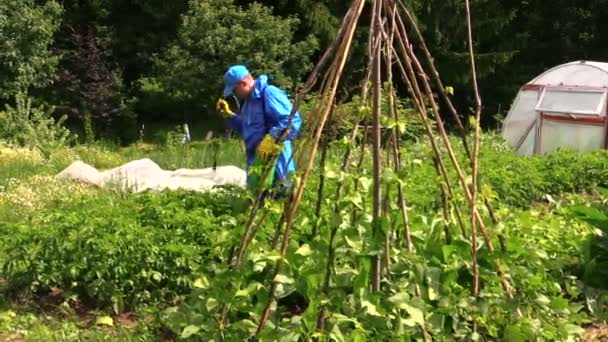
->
[477,0,608,126]
[238,0,345,47]
[100,0,190,86]
[137,0,318,125]
[39,0,140,144]
[405,0,518,125]
[51,24,129,139]
[0,0,62,98]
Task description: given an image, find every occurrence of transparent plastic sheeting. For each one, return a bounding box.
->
[515,123,536,156]
[502,90,540,148]
[536,89,606,115]
[540,119,605,155]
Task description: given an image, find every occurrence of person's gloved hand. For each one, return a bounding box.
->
[257,134,282,161]
[216,98,234,118]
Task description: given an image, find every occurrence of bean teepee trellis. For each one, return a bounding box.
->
[227,0,522,338]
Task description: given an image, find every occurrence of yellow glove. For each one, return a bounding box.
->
[257,134,282,161]
[216,98,234,118]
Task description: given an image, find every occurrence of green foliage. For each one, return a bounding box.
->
[246,0,345,48]
[303,85,428,143]
[2,0,606,144]
[0,306,158,341]
[83,111,95,144]
[1,136,608,339]
[162,125,189,149]
[406,0,518,119]
[0,188,248,312]
[0,0,62,97]
[0,93,75,153]
[162,171,595,341]
[565,200,608,290]
[101,0,190,86]
[117,139,246,171]
[475,135,608,207]
[50,21,137,144]
[139,0,318,122]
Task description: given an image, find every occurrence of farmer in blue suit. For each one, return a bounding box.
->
[216,64,301,195]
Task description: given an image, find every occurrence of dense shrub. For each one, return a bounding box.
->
[0,93,75,152]
[0,188,249,312]
[410,134,608,208]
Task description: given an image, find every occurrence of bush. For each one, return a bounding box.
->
[0,188,248,312]
[565,202,608,290]
[476,135,608,207]
[0,93,75,153]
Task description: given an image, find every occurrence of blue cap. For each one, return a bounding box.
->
[223,65,249,97]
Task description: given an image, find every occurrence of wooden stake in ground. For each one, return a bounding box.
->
[370,0,384,293]
[254,0,367,336]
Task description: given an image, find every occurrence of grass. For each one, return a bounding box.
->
[0,305,158,341]
[0,138,245,176]
[118,139,246,170]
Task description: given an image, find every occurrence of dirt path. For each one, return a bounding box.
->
[585,322,608,341]
[0,334,25,342]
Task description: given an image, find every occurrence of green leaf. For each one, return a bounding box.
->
[206,298,218,311]
[193,276,209,289]
[235,282,263,297]
[504,324,525,342]
[95,316,114,327]
[279,332,301,342]
[382,168,398,184]
[333,313,365,331]
[343,193,363,209]
[535,294,551,306]
[233,319,258,333]
[534,249,548,259]
[234,288,249,297]
[325,169,339,179]
[564,323,584,336]
[344,235,363,251]
[428,287,438,301]
[181,325,200,339]
[274,274,295,284]
[426,267,441,301]
[252,251,282,264]
[354,257,371,290]
[352,329,367,342]
[402,304,424,327]
[358,177,372,192]
[151,271,162,282]
[398,122,406,134]
[361,300,382,317]
[330,323,346,342]
[388,292,410,309]
[295,244,312,256]
[442,245,455,262]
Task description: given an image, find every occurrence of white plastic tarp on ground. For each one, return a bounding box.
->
[55,158,247,192]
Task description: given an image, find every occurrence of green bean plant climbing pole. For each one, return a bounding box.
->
[217,0,523,338]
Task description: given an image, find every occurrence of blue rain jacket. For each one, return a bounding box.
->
[226,75,302,184]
